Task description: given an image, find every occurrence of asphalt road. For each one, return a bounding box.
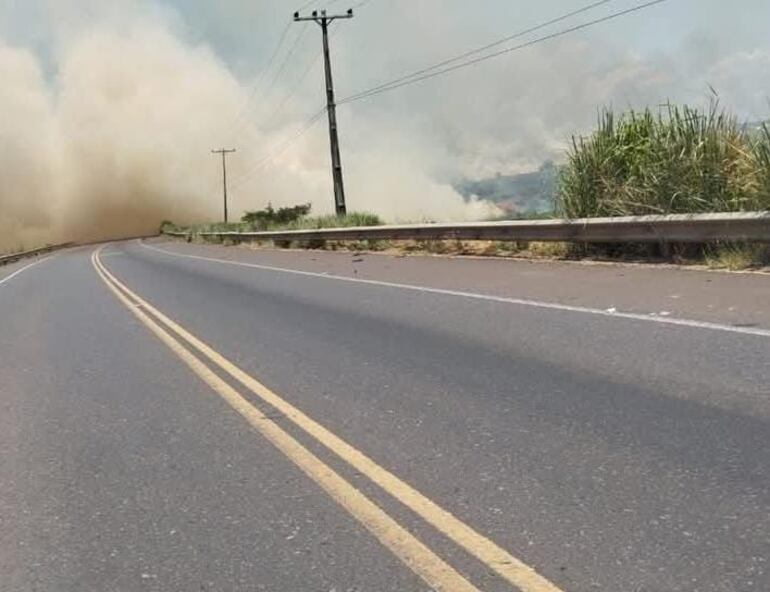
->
[1,240,768,591]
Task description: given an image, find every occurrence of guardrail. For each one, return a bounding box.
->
[164,212,770,244]
[0,243,74,267]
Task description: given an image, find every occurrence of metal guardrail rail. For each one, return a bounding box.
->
[165,212,770,244]
[0,243,74,267]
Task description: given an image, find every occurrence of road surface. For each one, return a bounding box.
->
[1,239,768,591]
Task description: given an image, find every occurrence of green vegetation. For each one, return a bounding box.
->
[274,210,383,231]
[162,220,251,234]
[241,203,311,228]
[162,205,383,236]
[239,203,383,232]
[265,211,384,250]
[557,103,770,218]
[754,123,770,199]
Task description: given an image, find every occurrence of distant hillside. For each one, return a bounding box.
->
[454,161,559,216]
[454,121,767,218]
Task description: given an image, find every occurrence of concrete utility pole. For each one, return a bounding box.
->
[293,8,353,216]
[211,148,236,223]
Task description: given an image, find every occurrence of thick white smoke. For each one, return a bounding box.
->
[0,42,60,251]
[0,10,502,252]
[0,20,250,251]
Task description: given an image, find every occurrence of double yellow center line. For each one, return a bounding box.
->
[92,246,564,592]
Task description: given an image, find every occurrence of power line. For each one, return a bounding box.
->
[227,13,353,194]
[258,22,312,109]
[226,0,660,199]
[260,23,341,130]
[229,108,326,190]
[229,107,327,190]
[223,1,375,155]
[260,51,323,128]
[339,0,615,105]
[296,0,372,16]
[226,22,313,145]
[339,0,668,106]
[221,20,292,140]
[299,0,346,9]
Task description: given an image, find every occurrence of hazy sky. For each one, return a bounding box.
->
[170,0,770,173]
[161,0,770,66]
[135,0,769,94]
[2,1,769,110]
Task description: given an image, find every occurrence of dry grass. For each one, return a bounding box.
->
[704,243,770,270]
[177,233,770,271]
[525,242,571,258]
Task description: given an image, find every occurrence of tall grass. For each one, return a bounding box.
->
[277,211,383,230]
[754,123,770,201]
[174,211,383,236]
[558,103,770,218]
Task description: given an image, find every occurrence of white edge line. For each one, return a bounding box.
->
[138,240,770,339]
[0,255,53,287]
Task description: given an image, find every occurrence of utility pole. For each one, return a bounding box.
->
[211,148,236,223]
[293,8,353,216]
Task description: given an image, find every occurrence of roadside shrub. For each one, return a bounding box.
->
[159,220,177,233]
[283,211,383,230]
[242,203,311,228]
[557,103,770,218]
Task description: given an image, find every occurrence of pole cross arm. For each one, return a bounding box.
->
[294,9,353,23]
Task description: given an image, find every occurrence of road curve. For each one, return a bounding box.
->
[1,239,768,591]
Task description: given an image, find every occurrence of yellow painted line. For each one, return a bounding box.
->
[94,247,565,592]
[91,249,480,592]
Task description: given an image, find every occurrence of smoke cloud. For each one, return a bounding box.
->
[0,16,256,251]
[0,1,768,251]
